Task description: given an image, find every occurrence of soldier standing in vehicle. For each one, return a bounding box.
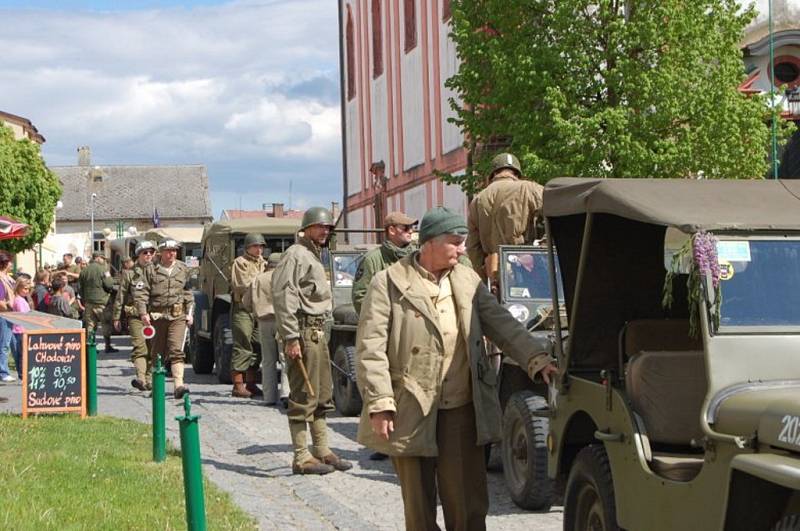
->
[273,207,353,475]
[113,241,156,391]
[356,207,557,530]
[466,152,544,286]
[79,252,117,353]
[243,252,285,405]
[351,211,418,315]
[134,239,194,399]
[230,233,268,398]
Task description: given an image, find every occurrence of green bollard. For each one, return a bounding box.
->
[87,332,98,417]
[152,357,166,463]
[176,395,207,531]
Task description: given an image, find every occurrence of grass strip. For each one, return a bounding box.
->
[0,414,257,530]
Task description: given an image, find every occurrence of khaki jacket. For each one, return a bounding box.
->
[355,254,553,457]
[112,264,148,320]
[231,253,267,303]
[272,237,332,341]
[79,261,114,305]
[243,269,275,320]
[466,171,544,278]
[133,260,193,320]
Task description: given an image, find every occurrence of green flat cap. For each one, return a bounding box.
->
[418,207,468,245]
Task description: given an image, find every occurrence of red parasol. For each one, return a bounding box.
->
[0,216,28,241]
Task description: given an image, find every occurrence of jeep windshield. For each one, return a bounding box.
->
[332,253,361,287]
[718,239,800,330]
[503,250,563,301]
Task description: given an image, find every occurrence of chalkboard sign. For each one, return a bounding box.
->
[22,329,86,418]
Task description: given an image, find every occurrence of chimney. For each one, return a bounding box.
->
[77,146,91,166]
[272,203,284,218]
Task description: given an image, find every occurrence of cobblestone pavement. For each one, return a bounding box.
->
[0,336,563,530]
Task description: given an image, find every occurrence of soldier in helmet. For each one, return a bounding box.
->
[273,207,352,475]
[113,241,156,390]
[466,152,544,285]
[229,232,268,398]
[79,252,117,353]
[133,239,194,399]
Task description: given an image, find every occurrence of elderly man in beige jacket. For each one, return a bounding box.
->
[356,207,557,531]
[243,252,288,405]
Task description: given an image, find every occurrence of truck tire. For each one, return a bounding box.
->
[501,390,554,511]
[332,344,362,416]
[564,445,619,531]
[773,515,800,531]
[214,314,233,385]
[189,326,214,375]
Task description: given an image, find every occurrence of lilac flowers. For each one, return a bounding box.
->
[692,231,720,289]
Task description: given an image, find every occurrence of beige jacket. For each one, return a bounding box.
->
[230,253,267,303]
[272,237,332,341]
[243,269,276,320]
[355,254,553,457]
[466,170,544,278]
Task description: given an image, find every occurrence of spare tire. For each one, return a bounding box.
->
[214,313,233,384]
[332,343,362,416]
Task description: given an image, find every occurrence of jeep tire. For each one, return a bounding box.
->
[332,344,362,416]
[501,390,554,511]
[214,313,234,385]
[564,444,619,531]
[190,325,215,374]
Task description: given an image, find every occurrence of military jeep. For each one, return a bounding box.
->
[494,244,565,511]
[327,246,376,416]
[189,217,300,383]
[543,178,800,530]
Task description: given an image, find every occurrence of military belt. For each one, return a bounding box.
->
[297,313,327,329]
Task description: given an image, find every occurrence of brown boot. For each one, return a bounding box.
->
[245,368,263,398]
[231,371,252,398]
[292,457,335,475]
[318,452,353,472]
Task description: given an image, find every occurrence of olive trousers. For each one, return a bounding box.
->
[128,317,150,382]
[258,317,289,404]
[231,302,260,372]
[391,404,488,531]
[285,325,334,423]
[150,317,187,364]
[84,301,111,343]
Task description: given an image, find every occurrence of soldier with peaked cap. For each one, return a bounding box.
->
[230,233,269,398]
[466,152,544,284]
[356,206,557,530]
[272,207,353,475]
[113,240,156,391]
[134,239,194,399]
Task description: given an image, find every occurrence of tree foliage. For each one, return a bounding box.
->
[0,124,62,253]
[446,0,793,192]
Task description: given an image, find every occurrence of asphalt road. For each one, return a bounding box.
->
[0,336,564,530]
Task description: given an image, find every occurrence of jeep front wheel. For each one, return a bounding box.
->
[332,344,362,416]
[501,390,554,511]
[564,445,619,531]
[190,325,214,374]
[773,515,800,531]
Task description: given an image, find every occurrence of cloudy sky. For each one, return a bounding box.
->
[0,0,342,218]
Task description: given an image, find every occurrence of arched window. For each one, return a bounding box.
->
[404,0,417,53]
[346,6,356,101]
[372,0,383,78]
[443,0,451,21]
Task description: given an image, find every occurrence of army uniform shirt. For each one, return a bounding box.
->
[134,260,194,320]
[272,237,332,341]
[230,253,267,304]
[112,264,150,321]
[79,261,114,305]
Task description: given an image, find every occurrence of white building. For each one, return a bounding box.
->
[339,0,467,240]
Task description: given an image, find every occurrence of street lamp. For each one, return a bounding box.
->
[90,192,97,254]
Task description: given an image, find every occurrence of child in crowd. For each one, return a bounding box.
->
[10,279,32,379]
[48,278,72,317]
[33,269,51,311]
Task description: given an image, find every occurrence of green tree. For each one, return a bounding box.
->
[0,124,62,253]
[446,0,793,192]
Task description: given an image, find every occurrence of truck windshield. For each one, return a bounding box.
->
[719,240,800,328]
[503,251,563,301]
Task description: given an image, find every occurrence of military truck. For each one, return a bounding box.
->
[494,244,565,511]
[189,217,300,383]
[541,178,800,530]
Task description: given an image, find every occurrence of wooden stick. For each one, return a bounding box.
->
[296,357,315,397]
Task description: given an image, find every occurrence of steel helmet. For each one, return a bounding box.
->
[158,239,181,250]
[244,233,267,248]
[134,240,156,256]
[300,207,335,230]
[490,152,522,176]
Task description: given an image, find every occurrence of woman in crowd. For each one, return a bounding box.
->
[0,251,16,382]
[10,278,32,379]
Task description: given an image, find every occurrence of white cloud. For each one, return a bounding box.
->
[0,0,343,215]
